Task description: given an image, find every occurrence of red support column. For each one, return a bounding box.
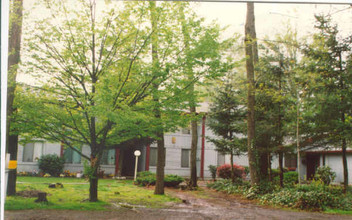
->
[145,145,150,171]
[115,149,120,176]
[200,115,206,179]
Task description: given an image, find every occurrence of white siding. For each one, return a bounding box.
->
[324,154,352,184]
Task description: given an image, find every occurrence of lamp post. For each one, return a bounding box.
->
[134,150,141,181]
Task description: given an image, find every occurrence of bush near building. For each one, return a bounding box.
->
[38,154,65,177]
[136,171,184,187]
[216,164,246,180]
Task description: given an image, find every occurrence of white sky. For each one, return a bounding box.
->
[18,1,352,84]
[196,2,351,38]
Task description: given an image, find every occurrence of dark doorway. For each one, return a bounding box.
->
[306,154,320,179]
[121,147,143,176]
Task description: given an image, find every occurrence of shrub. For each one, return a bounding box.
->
[216,164,246,180]
[207,179,250,195]
[136,172,183,187]
[283,171,298,186]
[243,166,250,175]
[164,175,184,187]
[208,165,217,180]
[245,181,277,199]
[271,169,280,179]
[273,171,298,187]
[38,154,65,177]
[137,171,154,178]
[208,172,351,212]
[314,166,336,185]
[260,182,350,211]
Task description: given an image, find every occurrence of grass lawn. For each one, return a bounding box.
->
[5,176,180,211]
[324,209,352,215]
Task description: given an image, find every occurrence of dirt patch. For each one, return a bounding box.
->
[16,190,48,198]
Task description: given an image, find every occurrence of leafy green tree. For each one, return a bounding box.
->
[15,0,185,201]
[176,2,228,188]
[301,15,352,192]
[207,82,247,183]
[255,30,299,186]
[16,0,228,200]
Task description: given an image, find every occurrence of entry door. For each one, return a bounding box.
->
[306,154,320,179]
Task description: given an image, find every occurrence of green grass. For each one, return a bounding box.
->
[324,209,352,215]
[5,176,180,211]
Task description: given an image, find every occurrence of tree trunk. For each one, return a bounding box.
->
[88,153,99,202]
[6,0,24,196]
[190,106,198,188]
[297,95,301,185]
[259,147,269,181]
[278,150,284,188]
[149,1,166,195]
[89,174,98,202]
[342,136,348,193]
[276,60,284,188]
[230,151,235,184]
[245,2,259,186]
[268,154,272,181]
[35,192,48,203]
[154,134,165,195]
[179,4,198,188]
[7,135,18,196]
[338,54,348,194]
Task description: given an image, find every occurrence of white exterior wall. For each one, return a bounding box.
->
[324,154,352,184]
[18,128,351,182]
[149,133,193,177]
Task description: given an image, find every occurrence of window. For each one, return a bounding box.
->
[149,147,157,166]
[64,147,81,164]
[22,143,43,162]
[181,149,190,168]
[101,149,115,165]
[217,152,225,166]
[284,153,297,168]
[181,126,190,134]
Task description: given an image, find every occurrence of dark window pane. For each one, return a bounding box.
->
[181,149,190,168]
[64,147,81,164]
[23,143,34,162]
[149,148,157,166]
[285,153,297,168]
[217,152,225,166]
[101,149,115,165]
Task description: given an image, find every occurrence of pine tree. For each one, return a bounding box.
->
[207,82,247,183]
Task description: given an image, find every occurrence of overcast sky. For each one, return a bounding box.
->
[18,1,352,84]
[196,2,351,38]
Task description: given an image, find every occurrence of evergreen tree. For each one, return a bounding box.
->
[207,81,247,183]
[301,15,352,192]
